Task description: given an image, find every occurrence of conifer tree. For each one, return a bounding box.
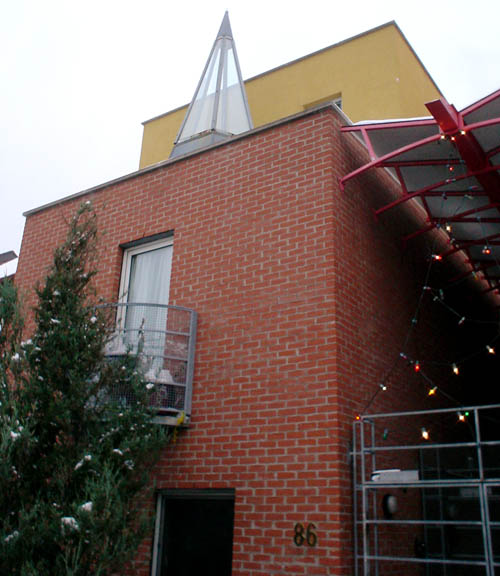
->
[0,203,171,575]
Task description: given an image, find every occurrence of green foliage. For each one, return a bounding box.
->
[0,203,171,575]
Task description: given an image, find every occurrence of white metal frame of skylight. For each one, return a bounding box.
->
[170,12,253,159]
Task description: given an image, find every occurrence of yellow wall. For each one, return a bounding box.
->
[139,22,442,168]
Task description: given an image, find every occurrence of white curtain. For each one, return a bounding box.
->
[124,245,172,362]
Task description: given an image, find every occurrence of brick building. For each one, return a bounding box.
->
[14,15,500,576]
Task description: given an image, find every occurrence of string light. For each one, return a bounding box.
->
[460,130,466,136]
[360,184,500,435]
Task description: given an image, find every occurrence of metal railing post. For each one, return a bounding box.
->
[475,408,494,576]
[183,310,198,418]
[370,420,379,576]
[353,422,359,576]
[359,418,369,576]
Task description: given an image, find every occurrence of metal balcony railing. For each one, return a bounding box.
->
[102,303,197,421]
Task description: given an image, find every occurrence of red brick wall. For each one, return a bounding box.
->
[15,107,457,575]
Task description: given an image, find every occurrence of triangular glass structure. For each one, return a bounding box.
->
[170,12,253,158]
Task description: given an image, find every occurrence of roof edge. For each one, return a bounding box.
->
[25,102,344,218]
[391,21,444,101]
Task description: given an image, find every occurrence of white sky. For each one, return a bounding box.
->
[2,0,500,276]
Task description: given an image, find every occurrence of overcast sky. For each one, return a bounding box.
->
[2,0,500,276]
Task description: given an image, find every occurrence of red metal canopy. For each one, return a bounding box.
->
[340,89,500,299]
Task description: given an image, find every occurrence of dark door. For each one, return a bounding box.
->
[157,490,235,576]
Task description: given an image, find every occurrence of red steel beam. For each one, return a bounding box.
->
[426,98,500,203]
[426,99,462,133]
[461,88,500,117]
[374,164,500,217]
[339,133,441,191]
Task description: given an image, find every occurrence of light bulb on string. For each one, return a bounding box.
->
[445,223,452,233]
[421,428,430,440]
[428,386,437,396]
[482,245,492,255]
[452,363,460,375]
[458,316,466,326]
[487,345,496,355]
[432,254,443,261]
[457,412,466,422]
[414,361,421,373]
[380,383,387,391]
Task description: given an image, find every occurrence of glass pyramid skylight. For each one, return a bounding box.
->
[170,12,253,158]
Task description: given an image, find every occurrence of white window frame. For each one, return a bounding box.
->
[117,236,173,332]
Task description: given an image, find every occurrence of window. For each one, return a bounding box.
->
[151,490,235,576]
[117,236,173,360]
[119,236,173,308]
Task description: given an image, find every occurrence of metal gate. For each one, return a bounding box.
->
[352,404,500,575]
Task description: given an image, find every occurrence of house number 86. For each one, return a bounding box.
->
[293,523,317,547]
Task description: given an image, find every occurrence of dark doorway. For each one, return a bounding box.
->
[154,489,235,576]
